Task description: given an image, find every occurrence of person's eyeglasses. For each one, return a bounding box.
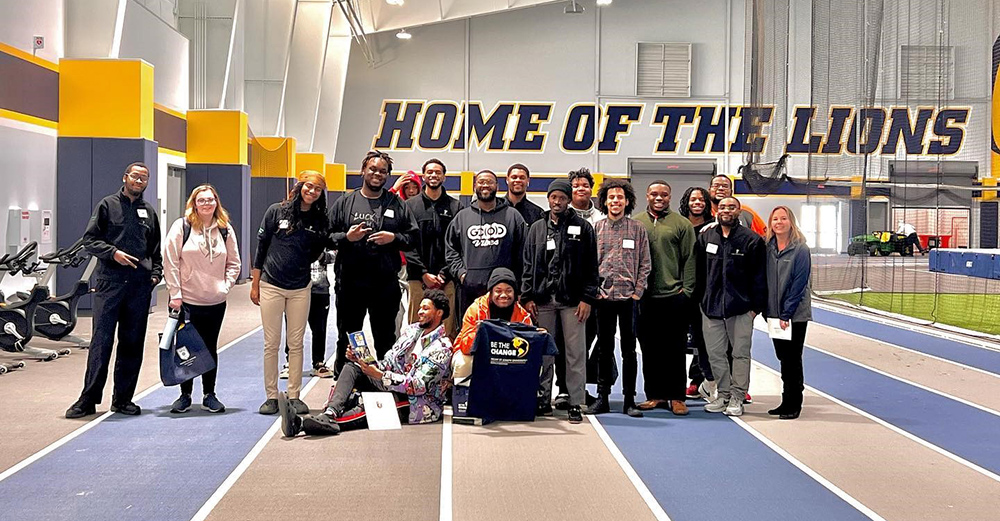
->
[127,173,149,183]
[196,198,216,205]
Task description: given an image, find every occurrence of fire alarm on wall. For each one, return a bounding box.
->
[33,36,44,50]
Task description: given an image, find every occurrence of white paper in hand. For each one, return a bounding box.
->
[362,392,403,430]
[767,318,792,341]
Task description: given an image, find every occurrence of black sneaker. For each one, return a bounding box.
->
[553,393,570,410]
[624,405,644,418]
[110,402,141,416]
[301,413,341,436]
[536,400,554,417]
[278,392,302,437]
[584,394,610,415]
[170,394,192,413]
[259,398,279,415]
[568,405,583,424]
[289,398,309,415]
[65,399,96,419]
[201,393,226,413]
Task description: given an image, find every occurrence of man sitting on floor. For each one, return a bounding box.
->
[280,290,453,437]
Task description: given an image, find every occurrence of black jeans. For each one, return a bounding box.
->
[81,276,154,405]
[595,299,637,397]
[686,302,714,385]
[772,321,808,411]
[334,280,401,377]
[306,293,330,366]
[179,302,227,396]
[637,294,688,401]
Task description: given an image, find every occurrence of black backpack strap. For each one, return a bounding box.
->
[183,222,229,246]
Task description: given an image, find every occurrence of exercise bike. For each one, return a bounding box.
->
[0,242,63,360]
[10,237,96,348]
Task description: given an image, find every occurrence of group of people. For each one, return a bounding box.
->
[64,156,813,437]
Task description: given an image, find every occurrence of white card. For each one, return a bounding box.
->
[567,225,582,235]
[362,392,403,430]
[278,219,290,229]
[384,209,395,219]
[706,243,719,254]
[622,239,635,249]
[137,208,148,219]
[767,318,793,341]
[546,238,556,250]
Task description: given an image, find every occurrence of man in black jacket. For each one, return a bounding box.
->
[694,197,766,417]
[445,169,526,316]
[404,158,462,339]
[328,150,419,377]
[66,162,163,418]
[521,179,599,423]
[503,163,544,225]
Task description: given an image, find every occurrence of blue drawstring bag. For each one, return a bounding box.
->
[158,307,216,387]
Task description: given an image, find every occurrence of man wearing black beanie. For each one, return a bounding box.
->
[521,178,599,423]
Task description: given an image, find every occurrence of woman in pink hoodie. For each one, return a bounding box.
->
[163,184,242,414]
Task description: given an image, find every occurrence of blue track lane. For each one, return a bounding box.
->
[752,329,1000,476]
[0,328,318,521]
[813,307,1000,376]
[595,338,871,521]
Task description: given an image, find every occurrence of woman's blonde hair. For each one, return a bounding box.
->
[184,184,230,229]
[765,205,805,244]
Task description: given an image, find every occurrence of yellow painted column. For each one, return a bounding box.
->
[59,59,154,139]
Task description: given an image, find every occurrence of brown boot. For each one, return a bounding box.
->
[670,400,689,416]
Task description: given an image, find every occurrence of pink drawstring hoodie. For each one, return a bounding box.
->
[163,217,242,306]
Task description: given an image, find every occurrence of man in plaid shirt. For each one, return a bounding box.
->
[585,179,651,417]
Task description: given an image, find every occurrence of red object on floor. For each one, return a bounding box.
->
[918,234,952,250]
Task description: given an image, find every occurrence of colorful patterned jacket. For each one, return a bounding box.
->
[378,323,453,424]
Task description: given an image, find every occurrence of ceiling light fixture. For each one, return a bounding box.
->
[386,0,404,6]
[396,28,412,40]
[564,1,584,14]
[596,0,612,5]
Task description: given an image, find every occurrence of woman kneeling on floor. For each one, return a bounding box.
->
[163,184,242,414]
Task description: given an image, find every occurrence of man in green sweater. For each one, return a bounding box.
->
[634,180,696,415]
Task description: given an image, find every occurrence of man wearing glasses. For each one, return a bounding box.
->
[67,162,163,419]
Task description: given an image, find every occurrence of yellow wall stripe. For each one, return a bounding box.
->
[0,42,59,72]
[158,147,187,159]
[0,108,58,129]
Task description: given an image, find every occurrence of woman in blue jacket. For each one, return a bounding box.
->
[764,206,812,420]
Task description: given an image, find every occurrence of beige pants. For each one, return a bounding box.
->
[408,279,458,339]
[259,280,311,399]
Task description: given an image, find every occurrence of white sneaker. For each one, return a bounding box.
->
[279,364,289,380]
[698,380,718,401]
[704,396,728,413]
[724,395,744,416]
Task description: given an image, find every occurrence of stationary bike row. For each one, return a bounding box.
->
[0,238,97,363]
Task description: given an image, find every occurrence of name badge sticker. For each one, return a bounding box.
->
[137,208,149,219]
[384,209,395,219]
[279,219,290,230]
[622,239,635,249]
[706,243,719,254]
[546,239,556,251]
[567,225,581,236]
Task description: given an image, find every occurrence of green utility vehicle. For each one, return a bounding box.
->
[847,231,914,257]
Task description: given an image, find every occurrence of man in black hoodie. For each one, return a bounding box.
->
[445,169,526,317]
[328,151,419,377]
[521,179,599,423]
[404,158,462,339]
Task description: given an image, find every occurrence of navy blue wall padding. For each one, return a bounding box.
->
[185,164,251,280]
[849,200,867,239]
[56,138,158,309]
[248,177,294,262]
[981,202,998,249]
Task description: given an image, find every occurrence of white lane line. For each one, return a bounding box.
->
[0,326,263,484]
[189,358,328,521]
[439,409,453,521]
[729,414,886,521]
[811,322,1000,380]
[752,361,1000,485]
[814,301,1000,351]
[587,416,672,521]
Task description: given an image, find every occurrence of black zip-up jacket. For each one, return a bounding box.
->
[328,189,419,287]
[521,210,599,307]
[254,202,328,290]
[505,196,545,226]
[694,221,767,319]
[84,188,163,282]
[445,198,526,298]
[404,190,462,281]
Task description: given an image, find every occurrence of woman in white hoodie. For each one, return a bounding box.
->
[163,184,242,414]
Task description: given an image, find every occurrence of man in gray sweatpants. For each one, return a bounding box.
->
[694,197,767,417]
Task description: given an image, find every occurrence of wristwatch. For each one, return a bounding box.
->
[381,372,393,387]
